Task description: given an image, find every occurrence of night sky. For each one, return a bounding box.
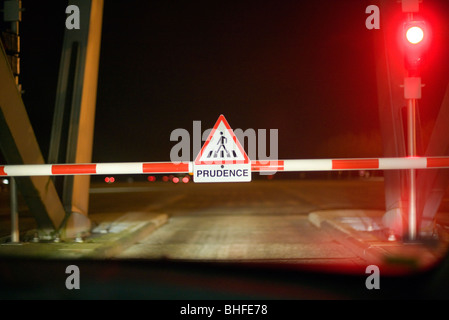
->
[15,1,449,165]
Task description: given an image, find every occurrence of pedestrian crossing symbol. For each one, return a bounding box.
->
[193,115,251,183]
[208,131,237,160]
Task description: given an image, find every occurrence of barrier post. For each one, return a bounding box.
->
[10,178,19,243]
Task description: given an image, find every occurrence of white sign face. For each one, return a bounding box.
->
[193,115,251,183]
[194,163,251,183]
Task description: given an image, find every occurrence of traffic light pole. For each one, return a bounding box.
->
[401,2,427,241]
[407,97,417,240]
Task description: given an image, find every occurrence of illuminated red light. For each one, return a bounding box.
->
[406,26,424,44]
[105,176,115,183]
[162,176,169,182]
[147,175,156,182]
[173,177,179,183]
[182,176,189,183]
[402,20,429,75]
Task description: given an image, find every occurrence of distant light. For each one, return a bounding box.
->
[2,178,9,185]
[172,177,179,184]
[105,177,115,183]
[147,175,156,182]
[162,176,169,182]
[406,26,424,44]
[182,176,189,183]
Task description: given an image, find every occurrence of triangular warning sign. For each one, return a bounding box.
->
[195,115,249,165]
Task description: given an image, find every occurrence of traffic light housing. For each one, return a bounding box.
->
[403,20,428,76]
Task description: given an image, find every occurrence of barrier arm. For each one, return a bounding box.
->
[1,157,449,176]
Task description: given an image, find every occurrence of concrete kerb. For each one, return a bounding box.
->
[308,209,387,235]
[308,209,393,265]
[308,209,449,272]
[0,212,168,259]
[85,212,169,258]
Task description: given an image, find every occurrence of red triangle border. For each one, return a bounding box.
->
[194,115,250,165]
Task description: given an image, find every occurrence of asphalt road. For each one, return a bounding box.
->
[88,178,386,264]
[89,177,387,217]
[3,177,449,300]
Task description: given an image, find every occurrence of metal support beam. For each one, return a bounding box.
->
[0,40,65,238]
[374,0,410,237]
[417,81,449,235]
[48,0,103,238]
[375,0,449,239]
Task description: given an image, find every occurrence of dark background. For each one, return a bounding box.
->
[14,0,449,165]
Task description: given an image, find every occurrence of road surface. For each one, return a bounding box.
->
[2,177,449,299]
[88,178,387,264]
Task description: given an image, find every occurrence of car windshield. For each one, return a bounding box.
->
[1,0,449,301]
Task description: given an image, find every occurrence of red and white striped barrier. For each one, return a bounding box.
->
[253,157,449,172]
[0,162,190,177]
[1,157,449,176]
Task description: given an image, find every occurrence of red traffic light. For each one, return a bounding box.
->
[403,21,427,46]
[406,26,424,44]
[403,20,429,75]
